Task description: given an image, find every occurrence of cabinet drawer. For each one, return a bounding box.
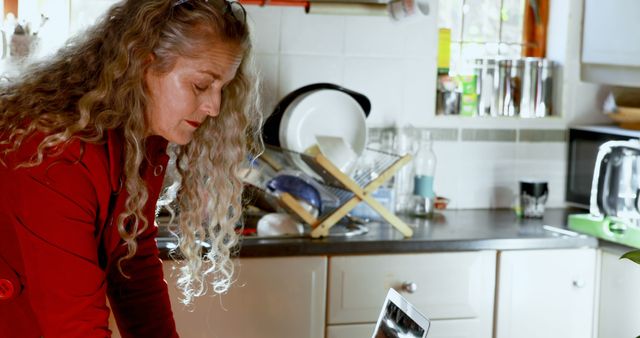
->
[328,251,496,327]
[327,319,489,338]
[160,257,327,338]
[327,324,374,338]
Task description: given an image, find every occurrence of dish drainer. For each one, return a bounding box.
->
[260,145,414,238]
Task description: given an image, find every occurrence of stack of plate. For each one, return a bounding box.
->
[279,90,367,156]
[262,83,371,177]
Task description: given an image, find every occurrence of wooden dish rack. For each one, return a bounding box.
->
[260,145,414,238]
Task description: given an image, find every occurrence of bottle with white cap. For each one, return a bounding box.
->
[411,130,437,217]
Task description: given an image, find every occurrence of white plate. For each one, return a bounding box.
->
[278,90,368,176]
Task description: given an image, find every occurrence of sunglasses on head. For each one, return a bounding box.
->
[172,0,246,24]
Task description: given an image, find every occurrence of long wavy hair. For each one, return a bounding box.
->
[0,0,262,304]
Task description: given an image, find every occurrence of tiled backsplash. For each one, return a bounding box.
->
[369,128,567,209]
[247,5,569,210]
[247,5,437,127]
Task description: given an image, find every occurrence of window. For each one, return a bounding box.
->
[438,0,527,75]
[435,0,553,118]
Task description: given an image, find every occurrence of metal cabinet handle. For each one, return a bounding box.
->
[572,280,585,288]
[401,281,418,294]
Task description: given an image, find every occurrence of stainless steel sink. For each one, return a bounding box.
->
[246,223,369,239]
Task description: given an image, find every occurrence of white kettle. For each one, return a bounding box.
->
[590,139,640,223]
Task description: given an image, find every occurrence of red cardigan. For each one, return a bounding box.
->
[0,129,179,338]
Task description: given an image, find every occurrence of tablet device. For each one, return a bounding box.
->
[371,288,431,338]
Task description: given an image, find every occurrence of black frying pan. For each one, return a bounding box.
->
[262,83,371,147]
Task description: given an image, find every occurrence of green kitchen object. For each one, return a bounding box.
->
[568,213,640,249]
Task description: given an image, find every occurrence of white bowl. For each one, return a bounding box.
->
[278,89,368,176]
[257,213,305,237]
[315,135,358,174]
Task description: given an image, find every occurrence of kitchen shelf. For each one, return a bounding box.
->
[239,0,392,17]
[262,145,413,238]
[240,0,309,7]
[428,114,569,130]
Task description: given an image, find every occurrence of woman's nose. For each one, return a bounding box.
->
[202,90,221,117]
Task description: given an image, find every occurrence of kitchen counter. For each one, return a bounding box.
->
[157,208,598,258]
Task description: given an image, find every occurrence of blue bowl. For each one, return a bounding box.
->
[266,175,322,212]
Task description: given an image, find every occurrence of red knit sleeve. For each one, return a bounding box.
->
[106,222,179,338]
[105,137,178,338]
[2,141,112,338]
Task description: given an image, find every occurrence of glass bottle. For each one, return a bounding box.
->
[379,129,395,187]
[393,124,418,214]
[412,130,437,217]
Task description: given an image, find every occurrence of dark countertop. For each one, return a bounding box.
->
[157,208,599,258]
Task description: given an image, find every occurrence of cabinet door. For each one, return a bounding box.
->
[113,256,327,338]
[582,0,640,67]
[328,251,496,338]
[495,249,597,338]
[598,250,640,337]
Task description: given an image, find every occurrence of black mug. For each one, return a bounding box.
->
[520,180,549,218]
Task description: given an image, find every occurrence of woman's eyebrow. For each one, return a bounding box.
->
[198,70,220,80]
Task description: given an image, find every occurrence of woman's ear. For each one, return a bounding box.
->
[143,53,156,79]
[144,53,156,67]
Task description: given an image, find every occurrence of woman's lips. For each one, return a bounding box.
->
[185,120,201,128]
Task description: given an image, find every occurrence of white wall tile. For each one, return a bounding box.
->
[278,55,344,98]
[400,6,438,127]
[280,8,346,55]
[246,6,282,54]
[401,7,437,58]
[344,57,404,127]
[453,142,518,209]
[432,141,461,209]
[403,30,432,59]
[344,11,435,58]
[254,53,280,115]
[402,58,437,127]
[344,17,405,57]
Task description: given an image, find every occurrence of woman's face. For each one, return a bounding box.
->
[144,41,243,145]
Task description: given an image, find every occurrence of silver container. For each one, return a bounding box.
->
[520,57,542,118]
[474,58,497,117]
[535,59,554,117]
[496,59,511,116]
[436,89,461,115]
[497,59,524,116]
[508,59,524,116]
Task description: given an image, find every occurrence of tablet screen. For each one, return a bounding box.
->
[372,289,430,338]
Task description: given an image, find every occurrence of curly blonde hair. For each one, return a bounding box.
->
[0,0,262,304]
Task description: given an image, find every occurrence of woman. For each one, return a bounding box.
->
[0,0,261,337]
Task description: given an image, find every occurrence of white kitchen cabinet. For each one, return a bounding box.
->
[582,0,640,67]
[111,256,327,338]
[581,0,640,86]
[598,248,640,338]
[495,249,597,338]
[327,251,496,338]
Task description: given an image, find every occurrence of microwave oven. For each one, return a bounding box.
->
[566,125,640,209]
